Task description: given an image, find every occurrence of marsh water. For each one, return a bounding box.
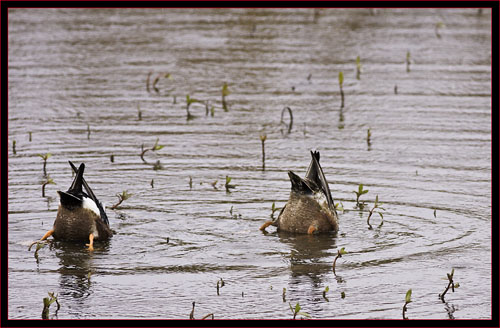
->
[7,8,492,319]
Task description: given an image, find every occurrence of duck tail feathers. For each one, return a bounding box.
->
[68,161,110,226]
[307,151,335,209]
[68,162,85,194]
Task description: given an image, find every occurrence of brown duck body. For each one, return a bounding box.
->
[276,191,338,233]
[269,151,338,234]
[53,203,112,241]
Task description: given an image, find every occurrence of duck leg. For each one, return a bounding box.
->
[28,229,54,250]
[259,221,273,231]
[85,233,94,251]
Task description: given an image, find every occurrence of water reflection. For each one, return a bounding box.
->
[444,301,457,320]
[279,232,337,289]
[54,241,110,301]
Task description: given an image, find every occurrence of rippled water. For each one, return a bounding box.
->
[7,8,492,320]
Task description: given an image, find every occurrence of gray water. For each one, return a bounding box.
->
[7,8,492,320]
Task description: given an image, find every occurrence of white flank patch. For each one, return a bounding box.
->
[313,191,328,208]
[82,196,101,217]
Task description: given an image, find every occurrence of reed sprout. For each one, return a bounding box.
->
[403,289,412,319]
[353,184,369,208]
[439,268,459,302]
[29,132,32,142]
[282,287,286,302]
[435,22,445,38]
[110,154,115,163]
[140,138,164,163]
[289,302,310,319]
[186,95,201,120]
[42,176,55,197]
[38,153,52,175]
[12,140,17,155]
[334,202,345,214]
[367,195,385,229]
[332,247,347,275]
[216,278,225,295]
[356,56,362,80]
[225,176,236,192]
[322,286,330,302]
[189,176,193,190]
[87,124,91,140]
[110,190,132,210]
[270,202,282,219]
[42,292,60,319]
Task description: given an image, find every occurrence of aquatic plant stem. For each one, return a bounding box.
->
[439,269,456,302]
[332,249,343,275]
[260,134,267,170]
[402,302,409,319]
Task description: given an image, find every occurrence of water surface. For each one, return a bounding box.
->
[7,8,492,319]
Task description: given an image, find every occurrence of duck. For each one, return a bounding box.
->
[29,161,112,251]
[260,151,338,234]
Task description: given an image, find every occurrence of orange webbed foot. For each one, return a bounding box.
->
[307,225,317,235]
[260,221,273,231]
[86,233,95,251]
